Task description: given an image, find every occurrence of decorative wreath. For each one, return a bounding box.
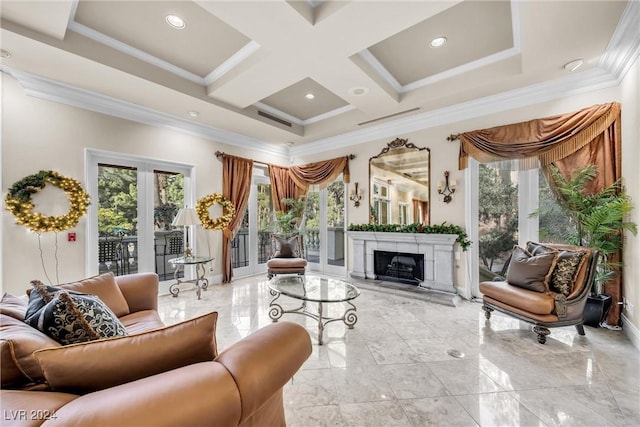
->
[196,193,235,230]
[5,170,91,233]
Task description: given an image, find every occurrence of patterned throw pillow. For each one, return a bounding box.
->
[550,251,586,296]
[273,235,300,258]
[24,280,127,345]
[526,242,586,296]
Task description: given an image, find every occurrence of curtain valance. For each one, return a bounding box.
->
[459,102,621,170]
[269,155,352,212]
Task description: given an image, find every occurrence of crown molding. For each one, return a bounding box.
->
[599,0,640,81]
[2,67,288,158]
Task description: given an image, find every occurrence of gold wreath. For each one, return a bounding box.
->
[5,170,91,233]
[196,193,235,230]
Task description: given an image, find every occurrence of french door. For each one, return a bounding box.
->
[232,172,274,277]
[305,178,346,277]
[86,150,194,289]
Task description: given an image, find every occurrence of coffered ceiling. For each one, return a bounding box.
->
[1,1,637,156]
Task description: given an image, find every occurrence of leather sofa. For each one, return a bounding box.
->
[480,242,599,344]
[1,273,312,426]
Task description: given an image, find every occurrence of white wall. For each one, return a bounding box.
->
[620,56,640,337]
[1,74,287,295]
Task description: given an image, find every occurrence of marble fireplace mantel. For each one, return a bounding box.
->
[347,231,458,294]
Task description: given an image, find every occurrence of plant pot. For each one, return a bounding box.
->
[583,294,612,327]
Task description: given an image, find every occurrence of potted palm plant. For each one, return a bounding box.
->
[545,165,637,327]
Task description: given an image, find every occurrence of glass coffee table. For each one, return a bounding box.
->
[268,275,360,345]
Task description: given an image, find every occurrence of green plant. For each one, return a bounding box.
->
[347,222,472,251]
[542,165,637,294]
[275,197,306,233]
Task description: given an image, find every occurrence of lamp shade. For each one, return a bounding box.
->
[171,207,200,227]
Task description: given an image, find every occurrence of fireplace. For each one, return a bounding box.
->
[348,231,458,294]
[374,250,424,285]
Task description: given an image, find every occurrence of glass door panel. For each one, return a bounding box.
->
[477,164,518,280]
[153,170,184,280]
[97,164,138,276]
[325,180,345,268]
[304,186,321,266]
[257,182,274,265]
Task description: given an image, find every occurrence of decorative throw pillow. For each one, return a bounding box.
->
[273,235,300,258]
[24,280,127,345]
[526,242,587,296]
[506,246,558,293]
[34,312,218,393]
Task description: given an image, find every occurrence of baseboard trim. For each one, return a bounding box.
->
[622,313,640,351]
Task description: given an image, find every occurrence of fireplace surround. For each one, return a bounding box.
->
[348,231,458,294]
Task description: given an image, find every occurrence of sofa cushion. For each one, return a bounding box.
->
[1,292,28,320]
[1,314,61,387]
[119,310,165,334]
[24,281,127,345]
[266,258,307,269]
[58,273,130,318]
[506,246,558,293]
[34,311,218,393]
[479,281,556,315]
[526,242,587,296]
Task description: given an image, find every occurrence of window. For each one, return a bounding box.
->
[470,159,573,297]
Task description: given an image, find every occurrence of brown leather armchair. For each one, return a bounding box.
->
[480,243,599,344]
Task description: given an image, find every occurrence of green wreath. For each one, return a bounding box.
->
[5,170,91,233]
[196,193,235,230]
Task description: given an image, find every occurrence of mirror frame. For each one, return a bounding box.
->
[369,138,431,225]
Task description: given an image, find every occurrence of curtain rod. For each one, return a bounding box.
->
[215,151,356,165]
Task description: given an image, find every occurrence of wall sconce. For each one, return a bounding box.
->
[349,182,363,207]
[437,171,456,203]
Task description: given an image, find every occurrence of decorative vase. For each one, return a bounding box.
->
[583,294,613,327]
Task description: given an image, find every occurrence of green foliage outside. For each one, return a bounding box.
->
[478,165,518,271]
[98,166,184,235]
[275,197,307,233]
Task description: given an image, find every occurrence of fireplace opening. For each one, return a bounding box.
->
[374,250,424,285]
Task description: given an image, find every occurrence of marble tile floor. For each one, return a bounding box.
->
[157,275,640,427]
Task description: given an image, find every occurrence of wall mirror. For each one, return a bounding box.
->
[369,138,430,225]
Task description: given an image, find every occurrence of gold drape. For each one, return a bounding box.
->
[269,155,351,212]
[268,165,307,213]
[459,103,621,170]
[458,102,623,325]
[222,154,253,283]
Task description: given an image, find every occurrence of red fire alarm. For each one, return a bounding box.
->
[67,232,76,242]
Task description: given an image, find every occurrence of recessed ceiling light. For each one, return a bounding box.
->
[188,111,199,118]
[564,59,584,72]
[348,86,369,96]
[429,36,447,48]
[305,93,315,100]
[166,14,186,29]
[0,49,12,59]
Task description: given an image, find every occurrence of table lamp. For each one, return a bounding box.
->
[171,207,200,258]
